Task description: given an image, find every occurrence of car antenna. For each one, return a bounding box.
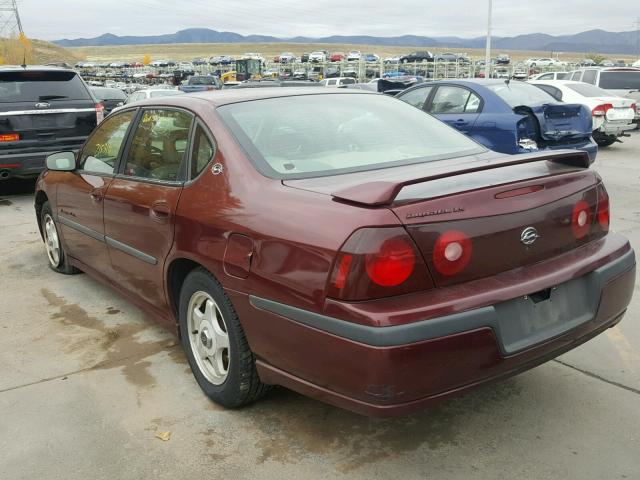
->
[21,51,27,69]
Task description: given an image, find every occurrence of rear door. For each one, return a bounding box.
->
[425,85,481,134]
[0,70,97,157]
[55,109,137,273]
[102,108,195,310]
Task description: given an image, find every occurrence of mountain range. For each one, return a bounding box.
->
[54,28,640,55]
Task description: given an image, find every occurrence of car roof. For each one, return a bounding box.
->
[0,65,75,73]
[187,87,374,106]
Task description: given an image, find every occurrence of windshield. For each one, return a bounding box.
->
[599,71,640,90]
[567,83,615,98]
[0,70,91,103]
[487,81,556,107]
[218,93,485,179]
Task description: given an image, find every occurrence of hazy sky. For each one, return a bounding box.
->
[16,0,640,40]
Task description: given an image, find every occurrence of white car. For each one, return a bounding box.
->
[528,58,564,67]
[347,51,361,62]
[530,80,636,147]
[241,53,265,64]
[309,51,327,63]
[279,52,296,63]
[124,88,184,105]
[633,59,640,68]
[529,71,570,81]
[384,56,400,64]
[178,62,194,70]
[318,77,357,87]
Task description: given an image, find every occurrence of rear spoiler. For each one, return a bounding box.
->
[331,150,590,207]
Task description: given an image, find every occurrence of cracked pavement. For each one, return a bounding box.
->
[0,133,639,480]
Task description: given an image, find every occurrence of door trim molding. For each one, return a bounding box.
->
[58,214,157,265]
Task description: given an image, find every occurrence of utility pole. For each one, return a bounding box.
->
[634,17,640,59]
[0,0,23,38]
[484,0,493,79]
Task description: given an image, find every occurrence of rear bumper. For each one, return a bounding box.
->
[529,137,598,163]
[0,143,84,178]
[231,234,635,417]
[598,122,637,136]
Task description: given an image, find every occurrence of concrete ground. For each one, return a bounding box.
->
[1,135,639,480]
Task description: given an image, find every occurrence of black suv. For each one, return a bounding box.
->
[400,51,434,63]
[0,66,99,180]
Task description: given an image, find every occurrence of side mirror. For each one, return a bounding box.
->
[46,151,76,171]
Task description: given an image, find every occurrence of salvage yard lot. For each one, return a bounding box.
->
[74,41,638,64]
[1,134,639,479]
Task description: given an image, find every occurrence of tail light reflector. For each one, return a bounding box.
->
[432,230,472,276]
[0,133,19,142]
[592,103,613,117]
[571,200,592,239]
[597,185,610,231]
[328,227,433,301]
[95,103,105,124]
[631,103,637,112]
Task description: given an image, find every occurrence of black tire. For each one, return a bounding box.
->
[179,268,270,408]
[40,201,79,275]
[595,137,616,147]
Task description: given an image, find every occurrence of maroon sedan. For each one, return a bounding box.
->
[35,89,635,417]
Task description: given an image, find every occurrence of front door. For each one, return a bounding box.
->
[102,108,194,310]
[56,110,136,274]
[426,85,481,134]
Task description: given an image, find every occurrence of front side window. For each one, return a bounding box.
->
[398,86,432,109]
[429,86,481,114]
[217,93,485,179]
[123,109,193,182]
[79,110,135,174]
[571,71,582,81]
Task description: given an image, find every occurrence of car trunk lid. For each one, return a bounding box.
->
[285,150,602,288]
[515,103,592,143]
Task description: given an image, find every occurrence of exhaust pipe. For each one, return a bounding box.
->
[0,170,11,180]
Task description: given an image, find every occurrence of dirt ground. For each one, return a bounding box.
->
[0,133,639,479]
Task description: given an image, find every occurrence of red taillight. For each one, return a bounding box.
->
[365,237,415,287]
[571,200,592,239]
[328,227,433,301]
[592,103,613,117]
[597,185,610,231]
[0,133,19,142]
[630,103,637,112]
[95,103,105,124]
[432,230,472,276]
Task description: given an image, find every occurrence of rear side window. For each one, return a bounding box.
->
[79,110,135,174]
[535,85,563,101]
[429,86,481,114]
[0,70,92,103]
[190,125,214,178]
[599,71,640,90]
[571,71,582,81]
[123,109,193,182]
[582,70,597,85]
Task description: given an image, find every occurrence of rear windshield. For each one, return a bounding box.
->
[567,83,614,98]
[189,76,218,85]
[0,70,91,103]
[149,90,184,98]
[599,71,640,90]
[487,81,556,107]
[217,93,486,179]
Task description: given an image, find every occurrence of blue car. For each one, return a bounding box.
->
[396,79,597,162]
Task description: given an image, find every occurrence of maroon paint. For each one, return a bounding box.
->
[35,90,636,417]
